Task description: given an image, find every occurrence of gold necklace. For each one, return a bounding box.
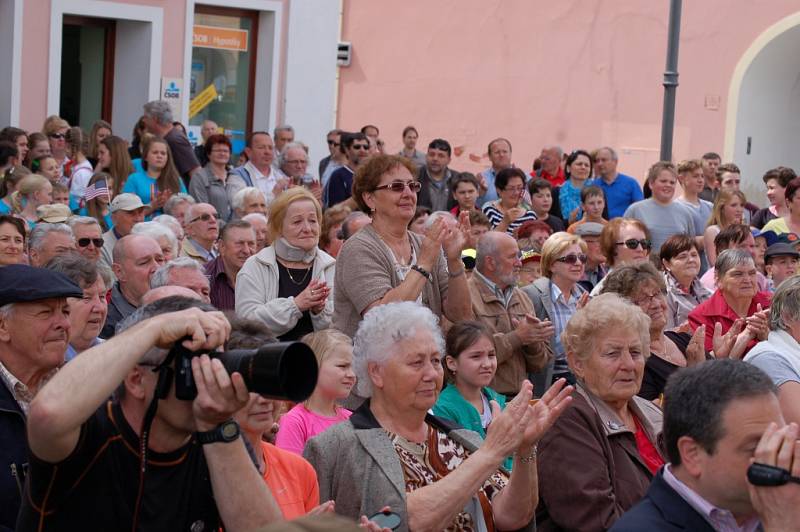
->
[284,263,312,285]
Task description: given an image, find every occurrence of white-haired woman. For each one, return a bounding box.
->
[152,214,185,249]
[232,186,268,220]
[131,221,178,261]
[304,301,573,532]
[745,275,800,425]
[536,293,664,531]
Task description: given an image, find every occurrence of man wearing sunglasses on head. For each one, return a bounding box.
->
[325,132,370,208]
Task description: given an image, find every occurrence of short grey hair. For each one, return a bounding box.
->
[769,275,800,331]
[153,214,183,240]
[352,301,445,398]
[68,216,101,231]
[232,187,266,212]
[150,256,206,290]
[474,231,506,272]
[598,146,618,161]
[278,142,309,167]
[273,124,294,137]
[28,223,74,252]
[142,100,173,126]
[544,145,564,157]
[163,193,196,216]
[423,211,456,230]
[132,221,178,257]
[715,249,755,280]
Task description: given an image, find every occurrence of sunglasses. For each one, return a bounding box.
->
[615,238,652,251]
[555,253,587,265]
[327,140,340,147]
[374,181,422,193]
[352,144,370,151]
[188,212,219,223]
[49,133,65,140]
[77,238,104,248]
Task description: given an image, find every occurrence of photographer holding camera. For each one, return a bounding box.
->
[17,296,283,531]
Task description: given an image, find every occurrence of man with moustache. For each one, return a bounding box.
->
[0,265,83,531]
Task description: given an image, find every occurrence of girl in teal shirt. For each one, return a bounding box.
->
[433,320,513,470]
[122,136,186,218]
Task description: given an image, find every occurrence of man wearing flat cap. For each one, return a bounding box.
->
[573,222,608,292]
[0,264,82,531]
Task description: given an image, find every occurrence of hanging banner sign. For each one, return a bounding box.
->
[189,83,219,119]
[193,24,249,52]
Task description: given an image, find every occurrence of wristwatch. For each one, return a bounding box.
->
[196,419,241,445]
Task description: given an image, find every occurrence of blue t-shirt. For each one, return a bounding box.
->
[0,201,10,215]
[122,171,187,217]
[588,173,643,219]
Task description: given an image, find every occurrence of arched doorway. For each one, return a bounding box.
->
[725,12,800,206]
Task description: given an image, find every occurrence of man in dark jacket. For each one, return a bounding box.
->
[416,138,460,212]
[612,360,794,531]
[0,265,82,531]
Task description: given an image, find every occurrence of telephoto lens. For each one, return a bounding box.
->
[215,341,318,402]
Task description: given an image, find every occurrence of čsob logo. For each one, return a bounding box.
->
[164,81,181,99]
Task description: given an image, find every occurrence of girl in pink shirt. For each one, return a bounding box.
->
[275,329,356,454]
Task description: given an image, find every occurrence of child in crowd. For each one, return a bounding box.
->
[528,179,566,232]
[567,185,607,233]
[51,182,70,206]
[275,329,355,455]
[449,173,481,216]
[433,321,513,470]
[33,156,62,185]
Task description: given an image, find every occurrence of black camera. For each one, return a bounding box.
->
[169,341,319,402]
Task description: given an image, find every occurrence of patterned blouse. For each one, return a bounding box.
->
[481,201,537,235]
[388,425,508,531]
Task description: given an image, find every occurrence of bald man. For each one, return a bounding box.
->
[101,235,164,338]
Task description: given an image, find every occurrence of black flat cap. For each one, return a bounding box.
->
[765,242,800,262]
[0,264,84,306]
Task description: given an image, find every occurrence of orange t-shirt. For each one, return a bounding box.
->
[261,441,320,519]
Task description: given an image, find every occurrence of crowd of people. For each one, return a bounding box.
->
[1,103,800,532]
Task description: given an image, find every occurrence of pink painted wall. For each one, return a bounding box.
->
[337,0,800,182]
[18,0,188,132]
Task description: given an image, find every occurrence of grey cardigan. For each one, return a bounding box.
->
[304,403,533,532]
[522,277,557,396]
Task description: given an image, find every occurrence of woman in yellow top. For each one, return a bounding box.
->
[762,177,800,237]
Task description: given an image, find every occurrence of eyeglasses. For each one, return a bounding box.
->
[352,144,370,151]
[49,133,65,140]
[327,140,340,147]
[615,239,652,251]
[374,181,422,193]
[210,148,230,154]
[555,253,587,265]
[188,212,219,223]
[285,159,308,165]
[633,291,665,307]
[77,238,104,248]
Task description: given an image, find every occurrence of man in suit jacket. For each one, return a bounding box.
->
[612,360,796,531]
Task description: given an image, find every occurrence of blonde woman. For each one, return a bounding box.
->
[12,174,52,227]
[87,120,112,167]
[704,189,746,265]
[236,187,335,340]
[275,329,355,455]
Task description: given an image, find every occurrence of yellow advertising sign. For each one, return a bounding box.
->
[189,83,218,119]
[193,25,249,52]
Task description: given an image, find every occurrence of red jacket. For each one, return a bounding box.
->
[688,289,771,354]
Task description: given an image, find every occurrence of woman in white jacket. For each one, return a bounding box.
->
[745,275,800,425]
[236,187,335,340]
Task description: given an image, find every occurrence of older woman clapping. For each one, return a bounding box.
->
[334,155,471,337]
[689,249,771,357]
[536,293,665,531]
[236,187,335,341]
[600,263,707,401]
[305,301,573,532]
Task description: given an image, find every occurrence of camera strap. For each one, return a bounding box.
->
[131,351,177,531]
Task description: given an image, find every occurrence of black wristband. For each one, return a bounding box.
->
[410,264,432,282]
